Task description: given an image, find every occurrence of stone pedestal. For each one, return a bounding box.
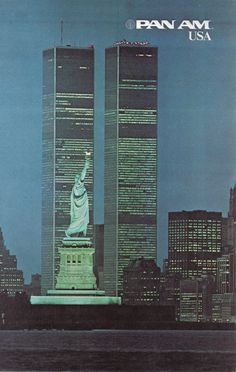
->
[31,237,121,305]
[56,237,97,290]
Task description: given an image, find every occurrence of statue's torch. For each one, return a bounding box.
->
[85,150,91,160]
[85,151,91,169]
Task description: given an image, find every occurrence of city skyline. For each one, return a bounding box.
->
[0,0,235,281]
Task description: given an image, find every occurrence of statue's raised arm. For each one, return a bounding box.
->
[65,152,91,238]
[80,156,90,182]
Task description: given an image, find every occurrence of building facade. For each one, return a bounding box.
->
[212,292,236,323]
[168,210,222,279]
[209,185,236,323]
[24,274,41,297]
[160,272,182,320]
[41,46,94,294]
[94,224,104,289]
[0,229,24,296]
[104,42,158,296]
[226,184,236,290]
[217,248,235,294]
[179,279,203,322]
[123,257,160,305]
[226,184,236,251]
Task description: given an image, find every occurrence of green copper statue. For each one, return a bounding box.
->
[65,152,91,238]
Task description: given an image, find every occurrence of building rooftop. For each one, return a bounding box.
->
[125,257,159,271]
[113,39,150,46]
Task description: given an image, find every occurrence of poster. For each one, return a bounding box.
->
[0,0,235,370]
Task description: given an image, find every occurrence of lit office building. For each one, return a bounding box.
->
[168,210,222,279]
[229,183,236,219]
[41,46,94,294]
[217,248,235,294]
[179,279,203,322]
[212,292,236,323]
[179,276,215,322]
[94,224,104,289]
[227,183,236,251]
[104,42,158,296]
[226,184,236,292]
[24,274,41,297]
[123,257,160,305]
[0,228,24,296]
[160,272,182,320]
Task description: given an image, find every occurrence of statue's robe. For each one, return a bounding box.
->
[65,179,89,236]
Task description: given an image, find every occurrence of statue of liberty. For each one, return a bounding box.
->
[65,152,91,238]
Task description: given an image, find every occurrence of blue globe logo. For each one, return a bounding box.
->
[125,19,135,30]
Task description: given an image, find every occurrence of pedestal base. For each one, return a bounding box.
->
[31,292,121,305]
[56,238,97,290]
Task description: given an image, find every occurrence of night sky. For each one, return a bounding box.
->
[0,0,235,282]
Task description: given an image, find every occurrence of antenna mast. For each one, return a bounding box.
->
[60,20,63,45]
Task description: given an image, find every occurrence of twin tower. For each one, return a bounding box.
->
[41,43,158,297]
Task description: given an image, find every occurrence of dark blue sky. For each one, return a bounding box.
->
[0,0,235,282]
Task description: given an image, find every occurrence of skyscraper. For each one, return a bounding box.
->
[229,183,236,219]
[218,183,236,294]
[104,42,158,296]
[0,228,24,296]
[41,46,94,294]
[216,249,235,294]
[227,183,236,250]
[168,210,222,279]
[179,279,203,322]
[123,257,160,305]
[179,276,215,322]
[94,224,104,289]
[212,185,236,322]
